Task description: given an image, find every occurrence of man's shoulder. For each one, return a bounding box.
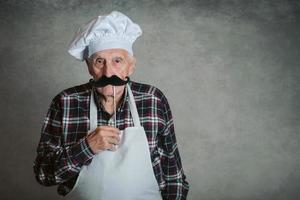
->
[61,82,91,96]
[130,81,167,102]
[52,82,91,102]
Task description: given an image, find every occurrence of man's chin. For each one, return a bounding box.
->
[97,90,114,98]
[96,86,112,95]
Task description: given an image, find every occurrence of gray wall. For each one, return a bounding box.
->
[0,0,299,199]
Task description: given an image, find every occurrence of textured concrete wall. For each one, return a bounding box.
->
[0,0,299,199]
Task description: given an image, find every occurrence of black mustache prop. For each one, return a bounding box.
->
[90,75,130,87]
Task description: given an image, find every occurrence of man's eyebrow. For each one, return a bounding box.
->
[94,56,105,60]
[113,56,124,60]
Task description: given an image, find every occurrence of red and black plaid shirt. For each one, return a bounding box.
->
[33,80,189,199]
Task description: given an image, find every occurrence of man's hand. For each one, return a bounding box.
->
[86,126,121,153]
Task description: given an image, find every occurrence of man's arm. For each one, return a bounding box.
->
[159,95,190,200]
[33,95,95,186]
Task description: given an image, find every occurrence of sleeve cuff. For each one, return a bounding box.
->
[69,137,95,168]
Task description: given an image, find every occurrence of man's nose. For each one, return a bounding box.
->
[102,61,114,77]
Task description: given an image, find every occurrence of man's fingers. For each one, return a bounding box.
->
[103,140,117,151]
[94,127,120,139]
[87,126,121,152]
[106,137,120,145]
[95,126,120,135]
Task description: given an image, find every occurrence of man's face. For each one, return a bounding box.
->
[86,48,135,99]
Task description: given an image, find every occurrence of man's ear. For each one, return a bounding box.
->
[128,56,136,76]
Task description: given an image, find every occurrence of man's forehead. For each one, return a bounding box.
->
[92,49,127,58]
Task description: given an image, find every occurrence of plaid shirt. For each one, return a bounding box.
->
[33,80,189,199]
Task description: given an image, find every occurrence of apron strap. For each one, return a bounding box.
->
[89,91,98,132]
[126,84,142,127]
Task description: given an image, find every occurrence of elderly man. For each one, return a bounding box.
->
[33,11,189,200]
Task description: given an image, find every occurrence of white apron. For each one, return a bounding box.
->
[65,84,162,200]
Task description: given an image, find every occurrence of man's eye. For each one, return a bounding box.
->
[96,59,103,64]
[114,58,123,64]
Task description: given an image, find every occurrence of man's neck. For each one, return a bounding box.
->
[98,88,125,115]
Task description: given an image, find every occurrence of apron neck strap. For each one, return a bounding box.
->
[126,84,141,127]
[89,91,98,131]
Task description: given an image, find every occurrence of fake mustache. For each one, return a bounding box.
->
[90,75,130,87]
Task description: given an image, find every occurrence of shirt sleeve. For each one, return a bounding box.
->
[159,95,190,200]
[33,94,95,186]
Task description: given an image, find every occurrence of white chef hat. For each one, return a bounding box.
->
[68,11,142,61]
